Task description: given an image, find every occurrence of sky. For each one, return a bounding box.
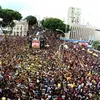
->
[0,0,100,28]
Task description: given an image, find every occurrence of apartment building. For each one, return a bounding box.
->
[67,7,81,25]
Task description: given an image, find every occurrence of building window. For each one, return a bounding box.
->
[20,26,22,30]
[72,20,73,23]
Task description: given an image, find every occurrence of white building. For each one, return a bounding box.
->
[68,24,95,41]
[67,7,81,25]
[12,20,28,36]
[94,29,100,41]
[0,28,3,35]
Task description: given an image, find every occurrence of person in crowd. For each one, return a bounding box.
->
[0,32,100,100]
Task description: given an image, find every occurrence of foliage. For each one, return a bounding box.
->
[93,41,100,49]
[0,9,22,27]
[0,6,2,10]
[66,25,70,33]
[9,21,15,28]
[41,17,66,32]
[25,15,37,28]
[3,30,9,35]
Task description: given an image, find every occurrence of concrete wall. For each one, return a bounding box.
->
[60,32,70,39]
[65,32,70,39]
[69,24,95,41]
[94,30,100,41]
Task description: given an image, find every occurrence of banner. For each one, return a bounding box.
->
[32,40,40,49]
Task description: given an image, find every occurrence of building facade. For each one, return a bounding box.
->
[69,24,95,41]
[94,29,100,41]
[67,7,81,25]
[0,28,3,35]
[12,20,28,36]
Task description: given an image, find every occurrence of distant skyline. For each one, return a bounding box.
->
[0,0,100,29]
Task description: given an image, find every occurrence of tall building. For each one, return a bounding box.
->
[12,20,28,36]
[67,7,81,25]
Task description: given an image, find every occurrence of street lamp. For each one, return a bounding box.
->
[56,29,65,34]
[56,29,65,38]
[56,29,69,63]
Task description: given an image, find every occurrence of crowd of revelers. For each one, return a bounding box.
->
[0,33,100,100]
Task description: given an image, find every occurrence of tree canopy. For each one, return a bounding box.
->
[66,25,70,33]
[0,6,2,10]
[41,18,66,32]
[25,15,37,28]
[0,9,22,27]
[93,41,100,49]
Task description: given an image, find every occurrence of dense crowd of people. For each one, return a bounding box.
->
[0,32,100,100]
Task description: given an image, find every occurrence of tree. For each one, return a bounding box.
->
[0,6,2,10]
[66,25,70,33]
[0,9,22,27]
[0,8,22,35]
[25,15,37,29]
[2,22,15,35]
[41,17,66,32]
[93,41,100,49]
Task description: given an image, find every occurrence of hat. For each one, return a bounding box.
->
[0,61,2,65]
[58,83,61,88]
[70,83,75,88]
[89,93,92,97]
[2,97,6,100]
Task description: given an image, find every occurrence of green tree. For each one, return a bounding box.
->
[66,25,70,33]
[93,41,100,49]
[25,15,37,29]
[41,17,66,32]
[0,6,2,10]
[2,22,15,35]
[0,9,22,27]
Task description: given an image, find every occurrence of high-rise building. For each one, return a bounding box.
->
[67,7,81,25]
